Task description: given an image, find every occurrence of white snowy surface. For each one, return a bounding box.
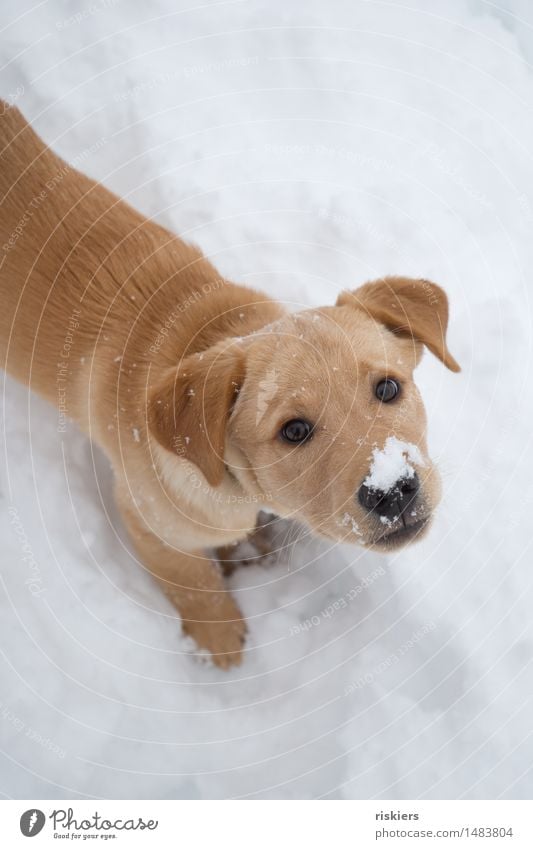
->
[1,0,533,799]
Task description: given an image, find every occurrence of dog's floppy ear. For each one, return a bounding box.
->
[148,343,246,486]
[336,276,460,372]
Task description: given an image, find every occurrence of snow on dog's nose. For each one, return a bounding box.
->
[357,437,426,525]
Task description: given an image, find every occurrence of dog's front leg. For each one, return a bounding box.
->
[120,507,246,668]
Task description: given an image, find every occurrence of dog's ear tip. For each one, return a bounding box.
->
[443,351,461,373]
[430,344,461,373]
[204,465,225,487]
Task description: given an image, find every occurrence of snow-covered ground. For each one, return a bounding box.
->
[1,0,533,799]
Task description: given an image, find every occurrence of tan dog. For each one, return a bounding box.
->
[0,102,460,667]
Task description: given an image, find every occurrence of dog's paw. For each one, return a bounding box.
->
[182,606,247,669]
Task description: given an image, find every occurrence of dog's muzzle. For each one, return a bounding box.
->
[356,472,429,547]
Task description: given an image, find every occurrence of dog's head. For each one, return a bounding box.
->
[148,276,460,550]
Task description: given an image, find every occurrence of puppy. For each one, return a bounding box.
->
[0,102,460,667]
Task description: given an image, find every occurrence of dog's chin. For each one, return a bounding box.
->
[368,517,431,551]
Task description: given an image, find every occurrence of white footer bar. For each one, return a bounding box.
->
[1,800,531,847]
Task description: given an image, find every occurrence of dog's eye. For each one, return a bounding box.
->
[280,419,313,444]
[375,378,400,403]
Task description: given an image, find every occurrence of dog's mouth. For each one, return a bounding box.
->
[325,512,431,548]
[370,517,430,550]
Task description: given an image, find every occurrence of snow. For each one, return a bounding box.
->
[1,0,533,800]
[364,437,425,493]
[339,512,363,538]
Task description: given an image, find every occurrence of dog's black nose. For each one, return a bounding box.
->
[358,473,420,521]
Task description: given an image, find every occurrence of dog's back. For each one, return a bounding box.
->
[0,102,203,417]
[0,102,280,444]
